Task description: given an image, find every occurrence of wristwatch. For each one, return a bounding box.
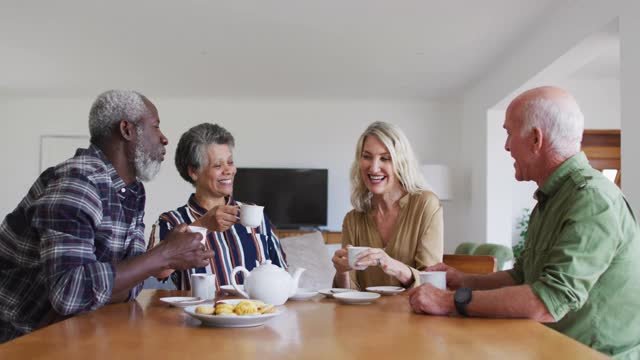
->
[454,288,472,317]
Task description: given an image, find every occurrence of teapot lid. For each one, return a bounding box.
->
[253,260,281,272]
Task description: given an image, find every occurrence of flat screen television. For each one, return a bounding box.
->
[233,168,328,229]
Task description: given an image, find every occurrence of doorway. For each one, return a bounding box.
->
[581,129,621,188]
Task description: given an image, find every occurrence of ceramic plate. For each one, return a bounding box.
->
[365,286,405,296]
[289,288,319,301]
[183,300,282,328]
[333,291,380,305]
[159,297,206,308]
[220,285,244,297]
[317,288,356,298]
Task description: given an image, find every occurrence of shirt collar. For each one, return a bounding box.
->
[75,144,135,195]
[187,193,234,217]
[188,194,206,217]
[534,152,590,202]
[398,192,411,208]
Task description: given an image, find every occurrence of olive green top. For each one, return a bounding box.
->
[507,152,640,359]
[341,191,443,290]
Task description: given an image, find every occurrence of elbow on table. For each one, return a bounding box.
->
[49,291,94,316]
[48,274,111,315]
[530,304,557,323]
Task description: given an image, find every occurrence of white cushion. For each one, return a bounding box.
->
[326,244,341,259]
[280,231,336,290]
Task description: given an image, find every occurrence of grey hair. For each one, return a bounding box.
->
[175,123,235,185]
[88,90,150,145]
[520,98,584,157]
[350,121,427,212]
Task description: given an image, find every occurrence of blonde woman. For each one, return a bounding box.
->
[332,121,443,289]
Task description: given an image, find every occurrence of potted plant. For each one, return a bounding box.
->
[512,208,531,259]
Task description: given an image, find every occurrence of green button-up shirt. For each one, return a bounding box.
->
[507,152,640,359]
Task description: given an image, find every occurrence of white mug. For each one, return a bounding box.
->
[419,271,446,290]
[239,204,264,227]
[347,246,369,271]
[188,225,208,244]
[190,273,216,300]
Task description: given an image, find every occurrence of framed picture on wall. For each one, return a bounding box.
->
[39,135,89,172]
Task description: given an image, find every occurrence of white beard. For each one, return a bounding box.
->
[134,129,162,182]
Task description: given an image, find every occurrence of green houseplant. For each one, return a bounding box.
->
[512,208,531,259]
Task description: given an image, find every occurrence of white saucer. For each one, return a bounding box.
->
[333,291,381,305]
[159,297,207,307]
[220,285,244,297]
[318,288,356,298]
[366,286,405,296]
[289,288,319,301]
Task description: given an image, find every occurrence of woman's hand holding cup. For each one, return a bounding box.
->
[331,247,351,274]
[199,204,240,232]
[355,248,413,285]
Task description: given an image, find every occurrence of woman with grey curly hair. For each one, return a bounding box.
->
[156,123,287,290]
[331,121,443,290]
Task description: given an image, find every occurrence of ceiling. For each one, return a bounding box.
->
[1,1,563,100]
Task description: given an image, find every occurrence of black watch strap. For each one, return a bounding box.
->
[454,288,472,317]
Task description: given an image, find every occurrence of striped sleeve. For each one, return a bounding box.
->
[157,210,186,288]
[158,211,184,240]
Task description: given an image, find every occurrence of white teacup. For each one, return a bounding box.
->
[191,273,216,300]
[239,204,264,227]
[419,271,446,290]
[188,225,208,244]
[347,246,369,271]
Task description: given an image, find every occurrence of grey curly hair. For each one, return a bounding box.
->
[175,123,235,185]
[88,90,150,146]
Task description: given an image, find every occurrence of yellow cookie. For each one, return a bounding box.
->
[233,300,259,315]
[214,304,235,315]
[215,310,235,316]
[195,306,215,315]
[258,304,275,314]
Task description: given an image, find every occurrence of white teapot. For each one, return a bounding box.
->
[230,260,305,306]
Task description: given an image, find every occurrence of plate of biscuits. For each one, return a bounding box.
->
[183,299,283,328]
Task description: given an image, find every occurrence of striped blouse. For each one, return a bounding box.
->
[157,194,287,290]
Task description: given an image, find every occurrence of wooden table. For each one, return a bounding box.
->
[0,290,608,359]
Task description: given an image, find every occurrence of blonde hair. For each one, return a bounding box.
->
[350,121,427,212]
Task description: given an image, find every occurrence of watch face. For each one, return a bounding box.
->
[455,288,471,303]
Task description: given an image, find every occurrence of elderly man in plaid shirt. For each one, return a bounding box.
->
[0,90,214,343]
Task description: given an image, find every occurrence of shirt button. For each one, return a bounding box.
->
[121,188,126,193]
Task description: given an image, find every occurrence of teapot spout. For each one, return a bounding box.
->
[290,267,306,294]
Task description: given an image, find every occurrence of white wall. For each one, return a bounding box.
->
[620,1,640,209]
[0,96,463,251]
[461,0,638,245]
[486,109,513,246]
[558,77,620,129]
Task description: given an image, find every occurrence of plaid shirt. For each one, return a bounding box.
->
[0,145,146,342]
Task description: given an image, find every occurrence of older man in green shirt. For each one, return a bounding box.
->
[408,86,640,359]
